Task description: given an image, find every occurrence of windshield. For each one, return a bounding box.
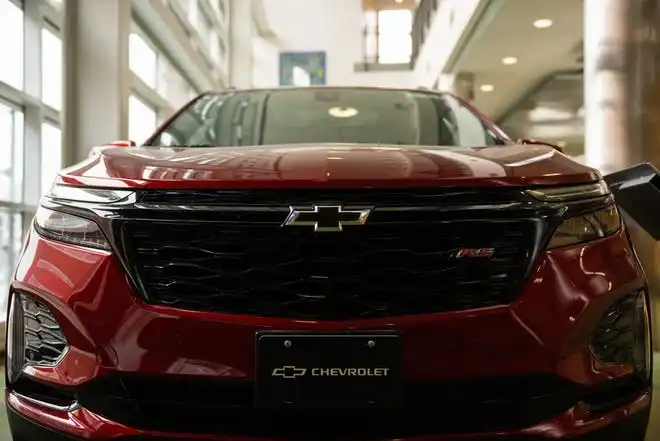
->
[146,88,508,148]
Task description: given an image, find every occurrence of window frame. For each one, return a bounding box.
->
[40,22,63,111]
[363,8,414,65]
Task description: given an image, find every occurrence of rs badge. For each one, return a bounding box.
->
[454,248,495,258]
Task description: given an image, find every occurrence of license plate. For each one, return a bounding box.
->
[255,331,403,410]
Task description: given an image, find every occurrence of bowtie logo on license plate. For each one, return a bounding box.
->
[272,366,307,379]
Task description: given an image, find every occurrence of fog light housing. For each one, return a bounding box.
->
[590,291,652,381]
[6,292,69,384]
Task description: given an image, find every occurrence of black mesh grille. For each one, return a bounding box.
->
[77,373,579,437]
[21,295,68,365]
[590,293,637,364]
[119,216,540,319]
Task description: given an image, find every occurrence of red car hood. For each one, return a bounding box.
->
[58,143,600,189]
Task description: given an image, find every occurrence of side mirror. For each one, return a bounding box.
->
[604,163,660,240]
[105,140,136,148]
[518,138,564,153]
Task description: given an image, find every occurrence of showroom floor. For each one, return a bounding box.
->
[0,357,657,440]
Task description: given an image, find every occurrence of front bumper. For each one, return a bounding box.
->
[5,223,653,440]
[6,390,653,440]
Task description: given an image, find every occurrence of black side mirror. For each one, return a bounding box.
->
[518,138,564,153]
[604,163,660,240]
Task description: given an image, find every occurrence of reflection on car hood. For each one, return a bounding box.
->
[59,143,600,189]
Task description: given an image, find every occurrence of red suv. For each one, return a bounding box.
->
[5,87,653,440]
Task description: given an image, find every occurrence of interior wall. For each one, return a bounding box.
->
[254,0,414,88]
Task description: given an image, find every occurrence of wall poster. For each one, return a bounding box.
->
[279,52,326,86]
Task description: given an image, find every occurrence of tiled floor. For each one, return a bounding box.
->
[0,357,657,440]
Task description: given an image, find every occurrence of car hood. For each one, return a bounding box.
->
[58,143,600,189]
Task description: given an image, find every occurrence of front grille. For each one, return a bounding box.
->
[77,373,579,437]
[119,212,541,319]
[137,188,525,207]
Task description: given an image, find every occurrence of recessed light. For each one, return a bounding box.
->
[328,107,359,118]
[502,56,518,65]
[480,84,495,93]
[534,19,553,28]
[395,0,404,3]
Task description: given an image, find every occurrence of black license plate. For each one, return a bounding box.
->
[255,331,403,410]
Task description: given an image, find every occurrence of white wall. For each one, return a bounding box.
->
[252,37,278,87]
[253,0,414,88]
[413,0,486,88]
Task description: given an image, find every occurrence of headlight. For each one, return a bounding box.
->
[526,181,609,202]
[547,205,621,249]
[34,207,111,250]
[46,184,134,204]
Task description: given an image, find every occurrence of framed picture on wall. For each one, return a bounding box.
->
[279,52,326,86]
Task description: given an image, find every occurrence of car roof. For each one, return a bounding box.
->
[198,85,452,98]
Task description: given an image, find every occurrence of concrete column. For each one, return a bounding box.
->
[436,72,475,101]
[62,0,132,165]
[229,0,255,88]
[583,0,636,173]
[584,0,660,348]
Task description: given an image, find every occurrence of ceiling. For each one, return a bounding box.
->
[498,72,584,155]
[448,0,584,121]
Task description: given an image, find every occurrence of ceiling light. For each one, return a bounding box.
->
[534,19,553,28]
[502,56,518,65]
[395,0,404,3]
[480,84,495,93]
[328,107,359,118]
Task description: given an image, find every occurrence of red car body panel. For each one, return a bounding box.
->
[8,224,650,439]
[57,143,600,189]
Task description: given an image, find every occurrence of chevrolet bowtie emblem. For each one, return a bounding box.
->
[272,366,307,379]
[283,205,373,232]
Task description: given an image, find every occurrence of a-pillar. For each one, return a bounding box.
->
[436,72,475,102]
[62,0,132,166]
[584,0,660,348]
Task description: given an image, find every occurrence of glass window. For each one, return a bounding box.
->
[46,0,63,9]
[210,34,221,64]
[0,102,24,203]
[148,89,505,148]
[129,95,158,144]
[197,12,213,51]
[157,57,197,108]
[129,33,158,88]
[0,209,23,315]
[0,0,24,90]
[364,11,377,31]
[42,28,63,111]
[211,0,225,22]
[41,122,62,195]
[186,0,198,24]
[377,10,413,63]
